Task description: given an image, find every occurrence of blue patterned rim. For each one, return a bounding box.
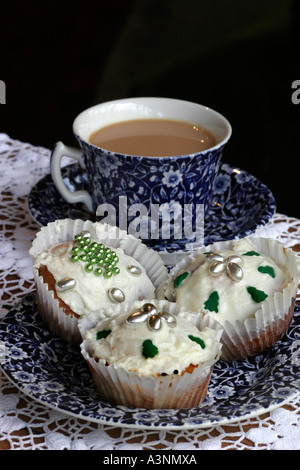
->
[27,163,276,251]
[0,292,299,430]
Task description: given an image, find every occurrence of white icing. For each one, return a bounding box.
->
[83,300,219,376]
[33,242,155,316]
[175,239,290,324]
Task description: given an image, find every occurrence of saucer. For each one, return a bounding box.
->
[1,291,299,430]
[28,163,276,252]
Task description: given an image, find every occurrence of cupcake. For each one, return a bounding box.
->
[163,237,299,361]
[29,218,167,343]
[79,299,223,409]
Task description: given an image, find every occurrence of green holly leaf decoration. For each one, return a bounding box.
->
[243,251,260,256]
[142,339,159,359]
[247,286,268,303]
[173,271,189,289]
[96,329,111,340]
[188,335,206,349]
[257,265,276,278]
[204,291,219,313]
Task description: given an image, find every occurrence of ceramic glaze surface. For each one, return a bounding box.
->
[28,163,276,253]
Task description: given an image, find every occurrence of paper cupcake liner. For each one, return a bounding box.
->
[160,237,300,361]
[220,297,296,361]
[82,355,214,409]
[33,268,82,343]
[30,218,167,343]
[80,299,223,409]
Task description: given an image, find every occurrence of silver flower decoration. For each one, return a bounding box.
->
[206,252,244,282]
[126,302,177,332]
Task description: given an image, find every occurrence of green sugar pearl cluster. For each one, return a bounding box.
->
[70,233,120,277]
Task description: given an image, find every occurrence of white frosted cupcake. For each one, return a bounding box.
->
[163,237,299,361]
[79,299,222,409]
[29,219,167,343]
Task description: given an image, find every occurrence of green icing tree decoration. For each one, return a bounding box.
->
[188,335,206,349]
[243,250,260,256]
[247,286,268,303]
[257,265,276,278]
[142,339,159,359]
[204,291,219,313]
[96,329,111,340]
[173,271,189,288]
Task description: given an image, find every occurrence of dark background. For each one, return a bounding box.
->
[0,0,299,218]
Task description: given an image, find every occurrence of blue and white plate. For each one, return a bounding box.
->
[27,163,276,251]
[1,292,299,430]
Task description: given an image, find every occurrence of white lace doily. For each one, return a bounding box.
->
[0,133,299,450]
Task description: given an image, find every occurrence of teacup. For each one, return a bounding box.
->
[50,97,231,252]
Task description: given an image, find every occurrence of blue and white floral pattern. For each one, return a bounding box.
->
[162,167,183,188]
[80,140,223,217]
[0,292,299,430]
[28,162,276,252]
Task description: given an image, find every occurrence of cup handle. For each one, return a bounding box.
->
[50,141,93,212]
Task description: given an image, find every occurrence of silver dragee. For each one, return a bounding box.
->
[55,277,76,292]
